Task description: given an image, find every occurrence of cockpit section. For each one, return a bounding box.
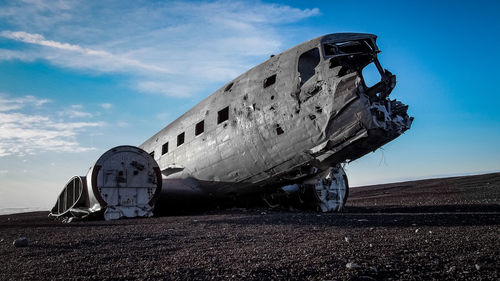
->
[322,37,396,101]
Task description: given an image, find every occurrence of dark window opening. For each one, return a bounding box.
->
[270,95,274,100]
[217,106,229,124]
[276,124,284,135]
[323,40,375,57]
[298,48,320,86]
[195,120,204,136]
[224,82,234,92]
[315,106,323,113]
[177,132,185,146]
[325,40,375,73]
[149,151,154,158]
[263,74,276,88]
[162,142,169,155]
[309,114,316,120]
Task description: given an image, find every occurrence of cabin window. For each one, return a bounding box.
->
[298,48,320,86]
[162,142,169,155]
[177,132,185,146]
[263,74,276,88]
[276,124,284,135]
[217,106,229,124]
[149,151,155,158]
[195,120,204,136]
[224,82,234,92]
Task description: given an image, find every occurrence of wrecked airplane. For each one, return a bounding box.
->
[50,33,412,220]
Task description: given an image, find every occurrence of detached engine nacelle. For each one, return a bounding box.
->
[49,146,162,221]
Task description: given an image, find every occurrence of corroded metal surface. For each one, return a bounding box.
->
[49,146,162,221]
[140,33,412,212]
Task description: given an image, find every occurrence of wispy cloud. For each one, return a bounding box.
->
[0,94,50,112]
[0,0,320,98]
[0,95,104,157]
[57,104,93,118]
[0,31,171,74]
[99,103,112,110]
[117,121,129,128]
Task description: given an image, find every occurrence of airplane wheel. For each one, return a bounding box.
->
[314,165,349,212]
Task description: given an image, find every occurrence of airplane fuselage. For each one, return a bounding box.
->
[139,33,412,206]
[50,33,413,220]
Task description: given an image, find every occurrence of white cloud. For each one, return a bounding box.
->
[70,110,93,118]
[57,104,93,118]
[0,49,37,61]
[117,121,129,128]
[0,95,104,157]
[0,94,50,112]
[0,0,320,98]
[99,103,112,110]
[58,104,94,119]
[0,31,171,74]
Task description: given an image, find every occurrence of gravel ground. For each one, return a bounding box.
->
[1,173,499,280]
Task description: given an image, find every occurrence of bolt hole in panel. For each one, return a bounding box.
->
[87,146,162,220]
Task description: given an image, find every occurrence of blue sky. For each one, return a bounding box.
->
[0,0,499,211]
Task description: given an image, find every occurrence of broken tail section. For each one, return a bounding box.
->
[49,146,162,222]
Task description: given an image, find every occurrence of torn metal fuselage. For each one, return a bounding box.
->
[284,35,412,211]
[140,33,413,214]
[268,35,413,211]
[305,35,413,168]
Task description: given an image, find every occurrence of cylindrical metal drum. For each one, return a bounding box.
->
[86,145,162,220]
[49,145,162,221]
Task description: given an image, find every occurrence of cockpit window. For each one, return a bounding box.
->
[323,39,375,57]
[298,48,320,86]
[324,39,377,72]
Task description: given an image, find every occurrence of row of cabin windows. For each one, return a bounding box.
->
[149,71,282,159]
[153,106,230,157]
[149,48,320,160]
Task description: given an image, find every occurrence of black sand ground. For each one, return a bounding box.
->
[1,173,499,280]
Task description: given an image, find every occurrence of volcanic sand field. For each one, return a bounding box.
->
[1,173,499,280]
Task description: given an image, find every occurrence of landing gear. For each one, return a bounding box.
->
[266,165,349,212]
[313,166,349,212]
